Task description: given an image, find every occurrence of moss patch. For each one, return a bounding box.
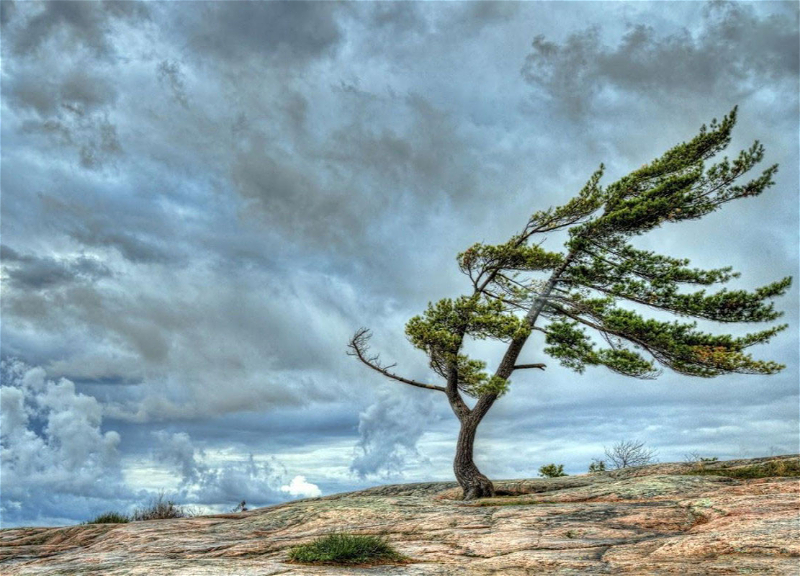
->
[687,459,800,479]
[466,498,548,507]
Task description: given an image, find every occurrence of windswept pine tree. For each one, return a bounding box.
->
[348,108,791,499]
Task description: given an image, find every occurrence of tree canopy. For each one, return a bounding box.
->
[349,107,790,498]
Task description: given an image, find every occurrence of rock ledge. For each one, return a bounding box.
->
[1,455,798,575]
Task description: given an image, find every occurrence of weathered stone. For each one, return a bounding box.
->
[1,455,797,575]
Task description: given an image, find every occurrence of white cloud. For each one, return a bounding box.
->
[350,389,436,479]
[0,360,131,527]
[0,361,328,526]
[280,475,322,498]
[151,431,322,506]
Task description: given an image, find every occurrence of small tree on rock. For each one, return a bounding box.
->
[539,463,568,478]
[348,109,790,499]
[588,459,607,473]
[604,440,657,469]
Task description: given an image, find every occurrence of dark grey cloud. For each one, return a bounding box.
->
[2,3,130,172]
[0,246,111,290]
[4,0,149,58]
[38,192,177,264]
[229,91,495,253]
[450,1,521,35]
[6,66,118,117]
[157,60,189,109]
[365,2,428,36]
[0,0,16,27]
[522,1,799,116]
[174,1,343,65]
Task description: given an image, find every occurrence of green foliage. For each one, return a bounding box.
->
[405,296,525,397]
[357,108,788,422]
[538,463,567,478]
[532,109,787,380]
[544,319,658,378]
[451,109,787,393]
[459,240,564,274]
[287,533,406,565]
[84,511,130,524]
[457,240,565,309]
[570,108,778,246]
[588,459,606,473]
[525,166,606,234]
[406,296,530,354]
[563,248,790,325]
[546,297,786,377]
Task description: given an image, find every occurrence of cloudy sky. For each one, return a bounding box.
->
[1,1,797,527]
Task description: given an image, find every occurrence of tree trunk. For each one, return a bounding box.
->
[453,416,495,499]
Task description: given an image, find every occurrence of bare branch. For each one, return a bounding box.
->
[514,363,546,370]
[347,328,446,393]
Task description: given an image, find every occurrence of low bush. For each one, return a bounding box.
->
[287,533,406,565]
[538,463,567,478]
[131,493,188,521]
[85,511,129,524]
[588,459,606,473]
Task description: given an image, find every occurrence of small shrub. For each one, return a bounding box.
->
[685,452,718,464]
[287,533,406,565]
[588,459,606,473]
[604,440,657,469]
[538,463,567,478]
[131,493,187,521]
[85,511,129,524]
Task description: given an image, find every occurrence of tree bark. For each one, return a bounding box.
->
[453,254,577,500]
[453,415,495,499]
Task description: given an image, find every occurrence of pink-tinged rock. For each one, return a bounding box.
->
[1,455,798,575]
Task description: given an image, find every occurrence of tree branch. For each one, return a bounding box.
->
[470,254,577,424]
[545,302,662,363]
[347,328,446,393]
[514,363,546,370]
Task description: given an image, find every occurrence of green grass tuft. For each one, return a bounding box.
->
[85,511,130,524]
[287,533,406,565]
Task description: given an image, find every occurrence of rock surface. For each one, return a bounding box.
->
[2,455,798,575]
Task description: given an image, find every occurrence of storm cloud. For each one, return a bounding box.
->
[1,1,797,527]
[522,2,798,116]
